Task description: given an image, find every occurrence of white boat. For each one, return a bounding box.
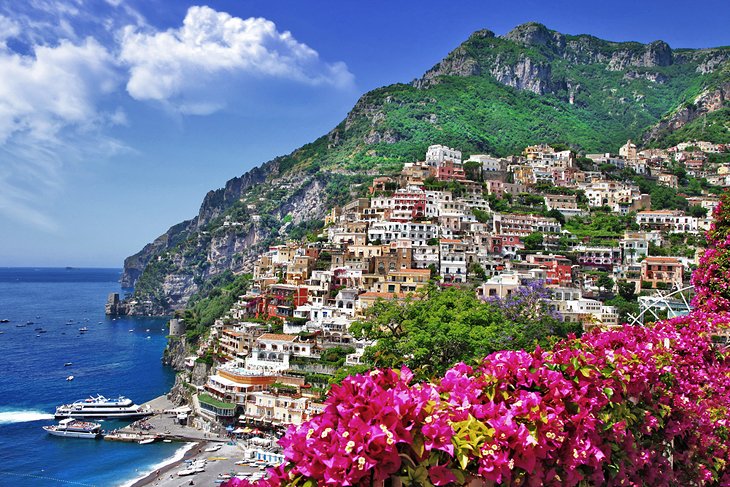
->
[138,438,156,444]
[78,327,88,332]
[64,362,73,367]
[204,444,221,452]
[66,375,74,381]
[54,394,154,420]
[43,418,102,439]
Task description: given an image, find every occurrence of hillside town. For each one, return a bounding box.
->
[173,140,727,432]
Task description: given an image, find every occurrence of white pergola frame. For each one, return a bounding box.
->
[626,285,694,326]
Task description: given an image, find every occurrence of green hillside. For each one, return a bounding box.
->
[120,23,730,314]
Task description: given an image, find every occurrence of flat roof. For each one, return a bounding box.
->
[258,333,297,342]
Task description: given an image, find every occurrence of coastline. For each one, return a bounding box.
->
[120,441,205,487]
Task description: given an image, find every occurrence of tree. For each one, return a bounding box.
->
[472,208,490,223]
[546,208,566,225]
[350,287,577,379]
[596,273,615,292]
[524,232,544,251]
[617,280,637,301]
[688,205,708,218]
[463,160,483,182]
[469,262,487,281]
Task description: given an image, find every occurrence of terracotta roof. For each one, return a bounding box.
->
[643,257,682,263]
[258,333,297,342]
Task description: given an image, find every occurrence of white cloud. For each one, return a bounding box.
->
[0,36,120,143]
[0,4,354,230]
[0,36,125,229]
[119,6,354,113]
[0,14,20,43]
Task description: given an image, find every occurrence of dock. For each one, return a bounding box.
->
[104,395,227,443]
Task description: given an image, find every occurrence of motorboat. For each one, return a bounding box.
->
[66,376,74,381]
[54,394,153,420]
[43,419,102,439]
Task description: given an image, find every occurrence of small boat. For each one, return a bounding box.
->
[36,334,41,337]
[66,376,74,381]
[79,327,88,332]
[163,439,172,443]
[34,327,43,331]
[38,330,47,334]
[43,419,102,439]
[26,321,34,325]
[138,438,156,445]
[0,319,10,323]
[128,329,133,333]
[64,362,73,367]
[145,329,150,332]
[145,336,151,339]
[204,444,222,452]
[16,323,26,328]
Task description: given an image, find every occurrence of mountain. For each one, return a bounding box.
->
[116,22,730,315]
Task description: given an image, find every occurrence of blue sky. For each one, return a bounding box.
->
[0,0,728,267]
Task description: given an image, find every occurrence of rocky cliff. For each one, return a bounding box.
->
[117,22,730,316]
[644,81,730,143]
[162,335,214,406]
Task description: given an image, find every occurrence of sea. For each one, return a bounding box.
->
[0,267,189,487]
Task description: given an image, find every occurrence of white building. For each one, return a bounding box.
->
[367,221,439,245]
[426,144,462,166]
[467,154,504,172]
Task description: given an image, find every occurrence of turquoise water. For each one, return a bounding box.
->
[0,268,185,487]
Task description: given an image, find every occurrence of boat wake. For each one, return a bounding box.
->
[0,410,54,425]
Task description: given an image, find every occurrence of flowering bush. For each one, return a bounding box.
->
[693,192,730,311]
[225,310,730,486]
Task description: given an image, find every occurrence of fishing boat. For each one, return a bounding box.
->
[43,419,102,439]
[78,327,88,332]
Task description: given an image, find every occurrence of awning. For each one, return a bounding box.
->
[164,406,192,414]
